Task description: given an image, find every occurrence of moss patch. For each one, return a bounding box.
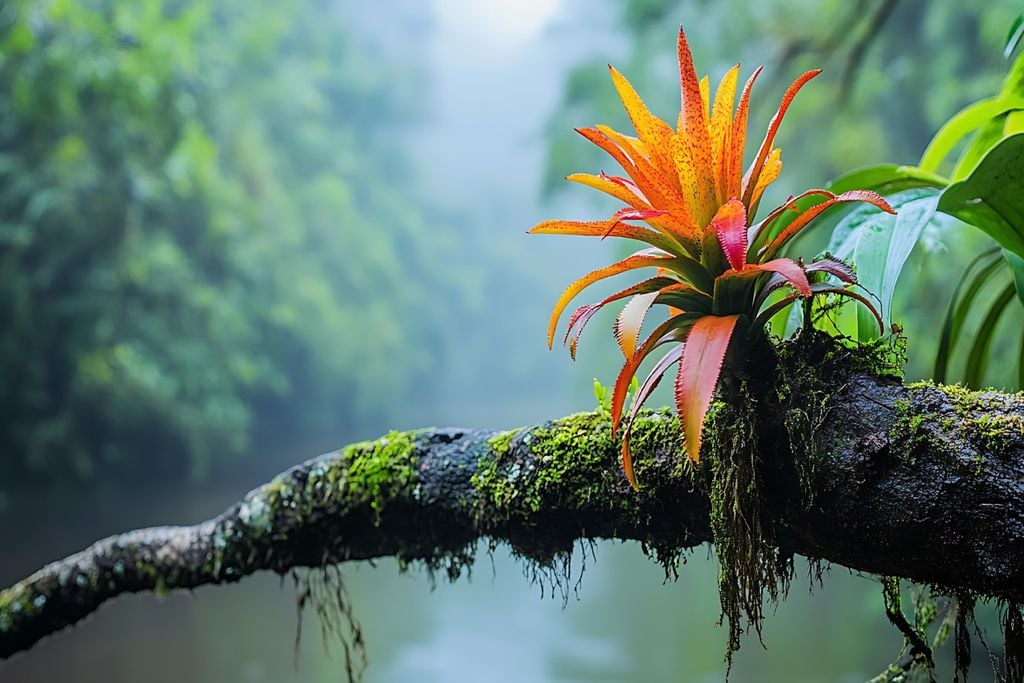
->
[471,412,622,518]
[486,429,520,458]
[900,382,1024,461]
[340,431,418,514]
[470,409,695,569]
[248,430,421,532]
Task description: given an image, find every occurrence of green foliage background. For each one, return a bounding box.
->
[0,0,469,484]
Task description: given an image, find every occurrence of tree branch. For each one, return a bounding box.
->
[3,372,1024,659]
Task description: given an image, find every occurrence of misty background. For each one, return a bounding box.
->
[1,1,1019,680]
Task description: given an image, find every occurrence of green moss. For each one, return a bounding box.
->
[472,412,618,517]
[241,430,420,532]
[136,560,160,582]
[469,409,695,573]
[339,431,419,514]
[907,382,1024,459]
[471,409,689,524]
[968,414,1024,456]
[700,330,907,666]
[887,397,933,463]
[0,591,13,632]
[486,429,519,457]
[704,385,789,665]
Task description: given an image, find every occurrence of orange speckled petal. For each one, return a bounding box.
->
[670,133,701,218]
[565,173,650,208]
[743,69,821,207]
[728,66,762,200]
[677,29,714,211]
[699,75,710,122]
[709,65,740,201]
[576,127,638,178]
[608,66,678,182]
[528,219,683,255]
[546,252,673,348]
[748,147,782,214]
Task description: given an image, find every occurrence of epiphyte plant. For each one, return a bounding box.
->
[530,27,894,488]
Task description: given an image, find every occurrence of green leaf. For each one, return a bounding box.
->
[965,282,1016,388]
[951,115,1007,181]
[827,188,940,339]
[938,133,1024,259]
[920,98,1024,173]
[1006,14,1024,59]
[1006,249,1024,306]
[999,31,1024,87]
[827,164,948,196]
[933,248,1002,384]
[1018,330,1024,390]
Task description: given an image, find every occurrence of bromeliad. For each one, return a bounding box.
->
[530,27,894,488]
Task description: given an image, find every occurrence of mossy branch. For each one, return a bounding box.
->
[3,373,1024,659]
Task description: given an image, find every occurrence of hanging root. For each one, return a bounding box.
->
[706,384,792,668]
[292,565,367,683]
[1003,602,1024,682]
[871,578,937,682]
[954,593,975,682]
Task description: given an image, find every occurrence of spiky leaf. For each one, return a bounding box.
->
[675,315,740,463]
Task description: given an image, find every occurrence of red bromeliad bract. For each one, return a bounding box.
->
[530,28,894,489]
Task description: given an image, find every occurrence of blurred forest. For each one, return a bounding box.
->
[3,1,1024,681]
[0,0,478,488]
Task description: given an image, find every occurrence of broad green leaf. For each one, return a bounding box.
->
[1019,332,1024,391]
[920,98,1024,173]
[951,116,1007,181]
[827,188,940,339]
[938,133,1024,259]
[1007,110,1024,136]
[758,168,943,265]
[761,190,894,260]
[827,164,948,196]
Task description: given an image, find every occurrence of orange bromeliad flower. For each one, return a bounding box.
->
[530,28,895,489]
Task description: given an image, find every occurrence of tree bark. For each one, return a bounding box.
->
[3,371,1024,659]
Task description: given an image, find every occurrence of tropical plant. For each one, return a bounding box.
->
[797,17,1024,388]
[530,28,892,488]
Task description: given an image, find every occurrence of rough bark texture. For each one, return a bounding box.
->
[2,371,1024,659]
